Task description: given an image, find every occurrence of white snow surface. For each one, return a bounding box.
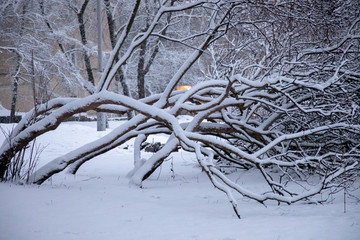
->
[0,109,11,116]
[0,120,359,240]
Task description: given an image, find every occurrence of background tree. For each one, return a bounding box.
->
[0,0,96,109]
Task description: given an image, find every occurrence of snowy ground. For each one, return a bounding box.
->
[0,120,359,240]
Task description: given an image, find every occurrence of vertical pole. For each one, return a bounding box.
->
[342,148,347,214]
[97,111,106,131]
[97,0,106,131]
[97,0,103,72]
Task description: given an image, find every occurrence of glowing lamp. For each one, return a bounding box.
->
[176,85,192,90]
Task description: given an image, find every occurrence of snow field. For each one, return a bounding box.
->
[0,121,359,240]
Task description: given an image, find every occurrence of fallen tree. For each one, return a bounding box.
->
[1,0,359,218]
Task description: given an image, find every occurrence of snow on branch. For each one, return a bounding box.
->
[1,0,359,218]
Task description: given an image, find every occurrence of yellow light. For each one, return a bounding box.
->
[176,85,192,90]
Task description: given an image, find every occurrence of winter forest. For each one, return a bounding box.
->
[0,0,360,239]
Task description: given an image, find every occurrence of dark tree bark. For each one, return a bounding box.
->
[137,40,147,99]
[10,77,18,123]
[104,0,133,118]
[77,0,95,88]
[10,3,27,123]
[135,0,174,99]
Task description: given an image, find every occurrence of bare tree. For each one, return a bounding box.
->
[0,0,359,218]
[1,0,96,103]
[0,1,27,122]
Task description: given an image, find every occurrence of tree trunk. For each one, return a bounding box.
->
[9,3,27,123]
[9,78,18,123]
[137,40,147,99]
[104,0,133,119]
[77,0,95,88]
